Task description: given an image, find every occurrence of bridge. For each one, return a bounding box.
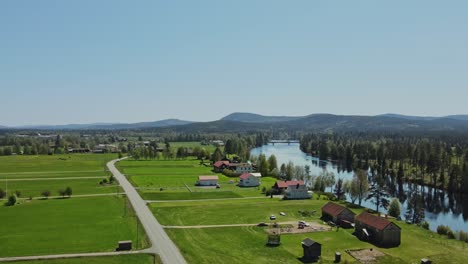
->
[269,139,300,145]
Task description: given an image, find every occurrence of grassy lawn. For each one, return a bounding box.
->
[0,196,148,257]
[118,159,276,200]
[151,198,321,226]
[8,254,159,264]
[1,178,118,198]
[0,154,116,174]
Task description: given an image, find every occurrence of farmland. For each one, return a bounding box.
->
[157,198,468,264]
[117,158,276,201]
[0,154,149,261]
[8,254,159,264]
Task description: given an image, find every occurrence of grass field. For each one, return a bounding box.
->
[1,178,118,198]
[0,196,148,257]
[118,158,276,200]
[0,154,116,173]
[155,198,468,263]
[8,254,159,264]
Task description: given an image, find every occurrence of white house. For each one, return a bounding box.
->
[238,173,262,187]
[229,163,254,174]
[196,175,219,186]
[284,182,311,200]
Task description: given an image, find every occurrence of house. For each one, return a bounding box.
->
[213,161,230,172]
[238,173,262,187]
[228,163,254,174]
[321,202,356,228]
[196,175,219,186]
[301,238,321,262]
[354,212,401,247]
[284,182,311,200]
[272,180,304,194]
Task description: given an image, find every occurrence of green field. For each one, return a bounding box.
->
[0,154,115,174]
[154,198,468,264]
[8,254,159,264]
[118,159,276,200]
[0,196,148,257]
[1,178,119,198]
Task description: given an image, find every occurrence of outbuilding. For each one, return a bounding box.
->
[302,238,321,262]
[354,212,401,247]
[196,175,219,186]
[321,202,356,228]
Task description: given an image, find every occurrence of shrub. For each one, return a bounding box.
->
[421,221,430,230]
[437,225,449,235]
[447,230,456,239]
[388,198,401,218]
[14,190,21,198]
[6,195,17,206]
[261,186,267,194]
[103,179,108,184]
[0,189,5,199]
[41,190,51,199]
[458,231,468,243]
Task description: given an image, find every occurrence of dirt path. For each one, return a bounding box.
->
[0,250,146,262]
[0,176,105,181]
[146,195,283,203]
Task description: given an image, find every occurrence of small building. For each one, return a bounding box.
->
[321,202,356,228]
[196,175,219,186]
[238,173,261,187]
[229,163,254,174]
[284,182,311,200]
[116,240,132,251]
[272,180,304,194]
[213,160,230,172]
[67,148,90,153]
[355,212,401,247]
[302,238,321,262]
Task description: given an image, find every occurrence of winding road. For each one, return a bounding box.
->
[107,158,187,264]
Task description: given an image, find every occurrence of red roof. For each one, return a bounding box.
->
[239,173,252,180]
[213,161,230,168]
[275,180,304,188]
[355,212,400,231]
[198,175,219,181]
[322,202,352,217]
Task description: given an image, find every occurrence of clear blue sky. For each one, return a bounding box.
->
[1,0,467,126]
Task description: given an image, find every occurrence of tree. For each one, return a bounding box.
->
[14,190,21,198]
[353,170,369,206]
[211,147,223,163]
[268,155,278,172]
[388,198,401,218]
[334,178,345,200]
[405,186,425,224]
[257,154,270,176]
[285,161,295,180]
[6,195,16,206]
[65,187,73,198]
[0,188,6,199]
[279,163,287,179]
[366,180,389,213]
[321,170,335,192]
[58,189,67,198]
[41,190,51,199]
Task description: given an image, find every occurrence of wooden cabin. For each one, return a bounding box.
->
[354,212,401,247]
[321,202,356,228]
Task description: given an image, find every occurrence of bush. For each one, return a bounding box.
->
[14,190,21,198]
[6,195,17,206]
[0,189,5,199]
[437,225,449,235]
[458,231,468,243]
[388,198,401,218]
[222,169,239,177]
[421,221,430,230]
[447,230,456,239]
[41,190,51,199]
[261,186,267,194]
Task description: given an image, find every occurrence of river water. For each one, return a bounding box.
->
[251,143,468,232]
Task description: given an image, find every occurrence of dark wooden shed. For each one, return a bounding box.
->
[302,238,321,262]
[116,240,132,251]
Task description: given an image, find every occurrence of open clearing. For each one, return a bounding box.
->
[0,193,148,257]
[3,254,159,264]
[118,158,276,201]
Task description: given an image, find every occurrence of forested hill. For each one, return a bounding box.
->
[151,114,468,133]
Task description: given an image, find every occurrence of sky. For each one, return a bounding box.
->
[1,0,467,126]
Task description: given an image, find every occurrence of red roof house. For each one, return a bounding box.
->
[321,202,355,227]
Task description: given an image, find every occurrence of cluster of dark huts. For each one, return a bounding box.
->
[300,202,401,262]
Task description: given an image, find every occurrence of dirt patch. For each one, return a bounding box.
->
[346,248,385,264]
[265,221,330,234]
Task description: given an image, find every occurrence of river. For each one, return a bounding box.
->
[251,143,468,232]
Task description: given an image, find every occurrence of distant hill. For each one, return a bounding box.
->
[221,112,303,123]
[10,119,193,130]
[379,113,468,122]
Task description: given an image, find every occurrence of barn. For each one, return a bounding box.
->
[196,175,219,186]
[354,212,401,247]
[321,202,356,228]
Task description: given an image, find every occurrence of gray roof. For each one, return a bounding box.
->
[302,238,321,247]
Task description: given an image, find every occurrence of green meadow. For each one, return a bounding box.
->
[155,198,468,263]
[0,196,148,257]
[8,254,159,264]
[118,158,277,200]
